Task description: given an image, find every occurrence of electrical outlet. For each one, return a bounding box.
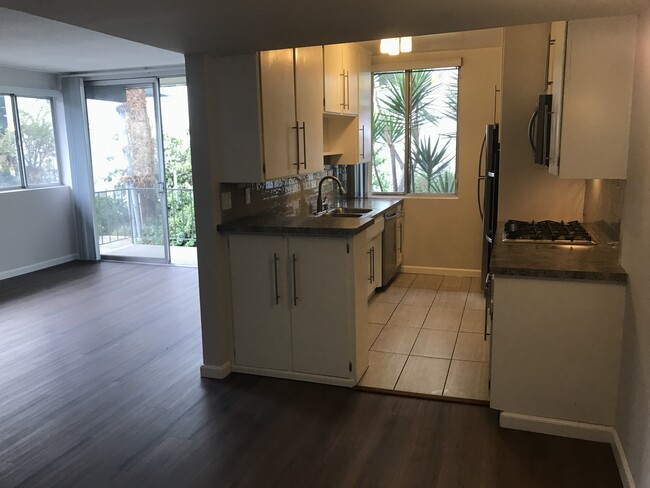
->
[245,188,251,205]
[221,191,232,210]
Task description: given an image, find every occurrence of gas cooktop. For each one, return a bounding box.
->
[503,220,595,245]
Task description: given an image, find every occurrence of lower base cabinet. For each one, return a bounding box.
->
[228,233,369,384]
[490,276,625,426]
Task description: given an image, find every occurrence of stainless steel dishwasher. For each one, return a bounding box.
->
[381,206,404,286]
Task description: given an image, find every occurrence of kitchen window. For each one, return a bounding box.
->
[371,67,458,195]
[0,94,61,190]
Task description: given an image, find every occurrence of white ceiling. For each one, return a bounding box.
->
[0,8,183,73]
[0,0,646,58]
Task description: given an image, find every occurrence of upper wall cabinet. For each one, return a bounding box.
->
[324,44,359,115]
[548,16,636,180]
[323,46,371,165]
[216,47,324,183]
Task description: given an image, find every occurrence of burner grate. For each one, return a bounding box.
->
[504,220,593,244]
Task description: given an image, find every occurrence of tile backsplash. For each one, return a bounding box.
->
[583,179,626,241]
[221,165,348,222]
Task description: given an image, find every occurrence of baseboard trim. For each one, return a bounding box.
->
[400,265,480,278]
[499,412,635,487]
[499,412,613,443]
[0,254,79,281]
[231,364,356,388]
[611,428,636,488]
[200,361,232,379]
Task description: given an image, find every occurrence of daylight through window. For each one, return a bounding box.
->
[0,95,60,189]
[371,67,458,195]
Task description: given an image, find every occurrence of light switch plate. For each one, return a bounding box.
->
[221,191,232,210]
[245,188,251,205]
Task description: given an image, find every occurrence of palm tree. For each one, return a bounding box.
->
[411,136,452,192]
[373,70,441,192]
[430,170,456,193]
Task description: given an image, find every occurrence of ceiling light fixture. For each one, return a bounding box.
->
[380,36,412,55]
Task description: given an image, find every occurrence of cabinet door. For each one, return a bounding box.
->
[289,236,353,378]
[229,234,291,371]
[555,16,636,179]
[260,49,299,179]
[358,49,372,163]
[342,44,358,115]
[295,46,324,174]
[323,44,343,113]
[366,236,382,297]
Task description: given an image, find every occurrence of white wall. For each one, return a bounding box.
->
[499,24,584,221]
[372,46,502,273]
[616,8,650,488]
[0,186,78,279]
[0,65,78,279]
[185,54,234,374]
[0,65,59,91]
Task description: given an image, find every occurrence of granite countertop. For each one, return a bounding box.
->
[491,222,627,283]
[217,198,403,236]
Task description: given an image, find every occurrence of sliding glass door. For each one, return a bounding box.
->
[86,79,170,263]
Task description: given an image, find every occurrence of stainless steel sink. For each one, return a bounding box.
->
[317,207,374,218]
[327,207,373,215]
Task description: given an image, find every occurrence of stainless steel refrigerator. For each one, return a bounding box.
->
[478,123,500,291]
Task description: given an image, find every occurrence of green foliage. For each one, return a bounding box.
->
[442,71,458,122]
[430,170,456,194]
[0,99,59,187]
[373,68,457,194]
[94,191,131,239]
[19,106,58,184]
[411,136,453,193]
[163,134,195,247]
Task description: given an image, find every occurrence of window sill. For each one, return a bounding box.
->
[370,193,459,200]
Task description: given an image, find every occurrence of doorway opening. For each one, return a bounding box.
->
[86,77,195,266]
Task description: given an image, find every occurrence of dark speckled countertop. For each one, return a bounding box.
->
[491,222,627,283]
[217,198,402,237]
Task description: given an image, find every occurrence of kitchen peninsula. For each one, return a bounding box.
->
[218,197,403,387]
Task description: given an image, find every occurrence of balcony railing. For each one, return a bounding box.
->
[94,187,196,247]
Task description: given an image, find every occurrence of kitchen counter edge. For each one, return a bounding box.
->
[216,198,403,237]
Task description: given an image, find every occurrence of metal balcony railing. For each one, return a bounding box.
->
[94,187,196,247]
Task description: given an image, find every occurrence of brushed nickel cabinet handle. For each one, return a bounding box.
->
[292,253,298,306]
[292,121,300,169]
[301,121,307,169]
[273,253,280,305]
[346,71,350,110]
[359,125,365,158]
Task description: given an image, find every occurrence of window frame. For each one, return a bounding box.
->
[369,65,460,197]
[0,93,63,191]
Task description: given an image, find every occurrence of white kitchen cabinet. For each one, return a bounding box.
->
[357,47,372,164]
[228,232,369,385]
[490,276,625,426]
[548,16,636,179]
[289,237,355,378]
[324,44,358,115]
[323,45,370,165]
[216,47,324,183]
[229,235,291,371]
[365,236,382,297]
[364,218,384,297]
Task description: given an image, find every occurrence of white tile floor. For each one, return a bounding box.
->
[360,273,490,401]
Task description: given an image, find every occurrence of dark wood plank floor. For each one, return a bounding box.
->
[0,262,622,487]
